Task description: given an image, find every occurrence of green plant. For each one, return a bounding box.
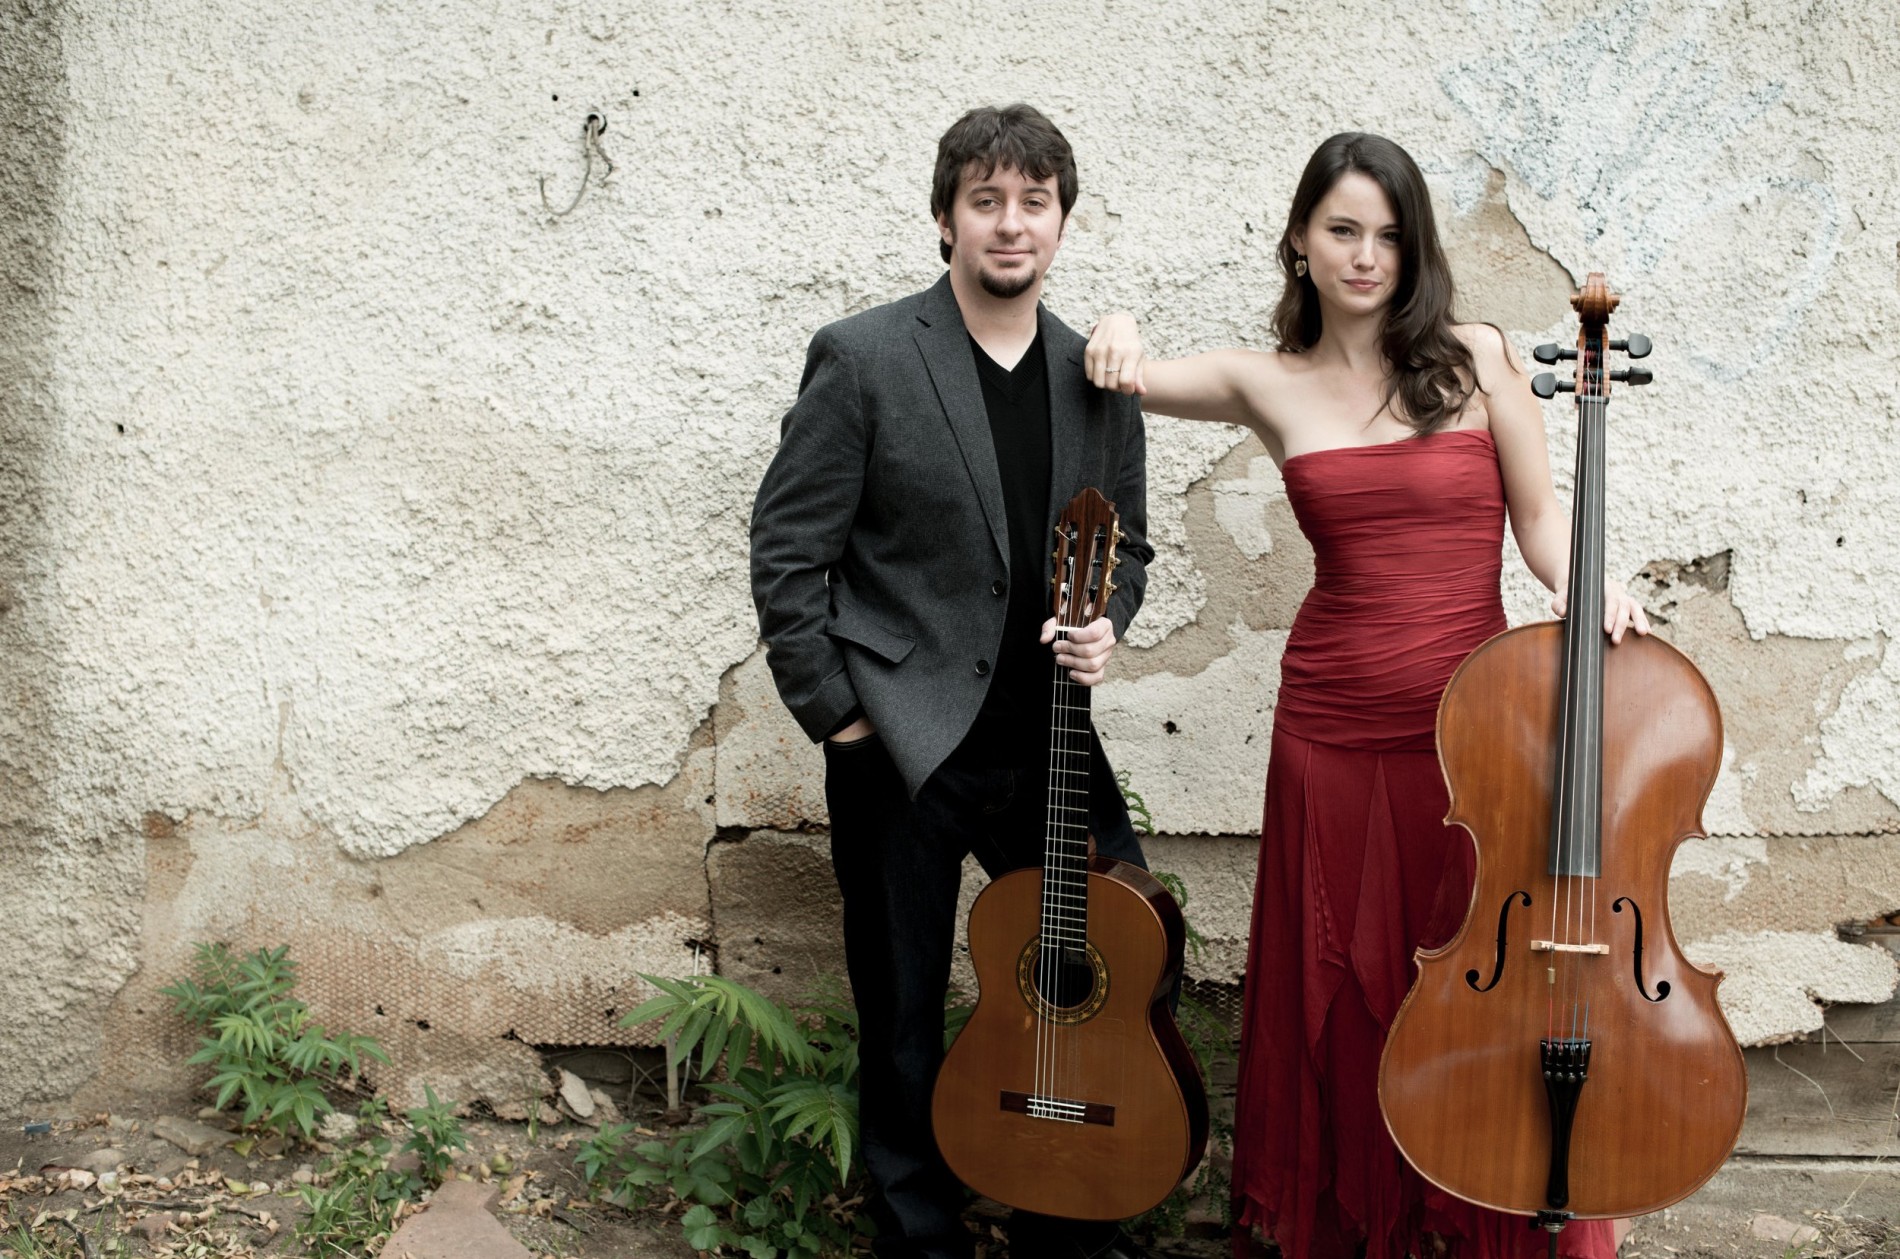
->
[401,1085,467,1185]
[294,1099,422,1257]
[160,943,390,1143]
[1117,767,1155,836]
[581,975,873,1257]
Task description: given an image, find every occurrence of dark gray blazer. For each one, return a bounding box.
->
[750,273,1152,797]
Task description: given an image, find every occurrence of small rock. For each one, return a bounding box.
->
[195,1107,236,1130]
[317,1111,359,1143]
[291,1164,316,1185]
[1749,1214,1820,1245]
[107,1114,140,1133]
[587,1089,621,1126]
[97,1170,122,1194]
[81,1147,127,1174]
[153,1116,239,1157]
[557,1069,595,1119]
[387,1150,422,1177]
[132,1212,173,1240]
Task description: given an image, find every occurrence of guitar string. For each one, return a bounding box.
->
[1037,537,1071,1112]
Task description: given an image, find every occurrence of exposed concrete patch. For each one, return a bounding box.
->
[713,649,826,833]
[1116,436,1310,685]
[1142,835,1259,985]
[1669,828,1769,904]
[1431,164,1575,332]
[1096,621,1284,838]
[1671,833,1900,945]
[1796,643,1900,818]
[705,829,843,1005]
[1649,581,1897,837]
[1688,930,1898,1045]
[78,747,715,1113]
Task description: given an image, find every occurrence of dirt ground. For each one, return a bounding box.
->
[0,1090,1893,1257]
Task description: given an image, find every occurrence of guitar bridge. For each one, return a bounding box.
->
[1000,1090,1115,1127]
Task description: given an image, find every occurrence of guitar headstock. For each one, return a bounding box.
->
[1051,488,1121,630]
[1531,271,1655,402]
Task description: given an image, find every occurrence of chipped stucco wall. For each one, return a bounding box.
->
[1,0,1896,1110]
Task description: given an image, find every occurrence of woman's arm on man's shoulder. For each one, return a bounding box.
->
[1084,312,1274,435]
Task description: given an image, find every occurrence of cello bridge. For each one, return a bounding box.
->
[1529,940,1610,955]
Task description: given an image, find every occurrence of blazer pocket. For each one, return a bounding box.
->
[826,604,916,665]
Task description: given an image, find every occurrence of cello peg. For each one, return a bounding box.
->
[1531,372,1576,398]
[1610,366,1654,386]
[1532,344,1578,364]
[1611,334,1652,359]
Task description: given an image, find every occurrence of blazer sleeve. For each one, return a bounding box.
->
[749,326,868,742]
[1104,395,1152,640]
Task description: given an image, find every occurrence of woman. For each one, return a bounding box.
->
[1085,133,1642,1259]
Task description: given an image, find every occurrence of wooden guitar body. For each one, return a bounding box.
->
[933,855,1208,1220]
[1379,624,1747,1217]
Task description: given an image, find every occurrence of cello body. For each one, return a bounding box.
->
[1379,274,1747,1224]
[1379,623,1746,1217]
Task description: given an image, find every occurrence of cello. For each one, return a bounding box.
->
[1378,275,1747,1250]
[932,486,1209,1220]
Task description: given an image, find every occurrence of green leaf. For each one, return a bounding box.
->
[681,1203,725,1251]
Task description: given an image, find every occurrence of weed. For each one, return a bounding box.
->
[401,1085,468,1185]
[293,1099,421,1257]
[160,943,390,1143]
[580,975,871,1257]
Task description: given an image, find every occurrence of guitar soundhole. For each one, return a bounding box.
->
[1038,946,1097,1011]
[1015,937,1109,1025]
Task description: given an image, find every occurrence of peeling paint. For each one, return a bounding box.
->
[1686,930,1898,1045]
[3,0,1897,1108]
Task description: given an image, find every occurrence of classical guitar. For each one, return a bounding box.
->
[1378,276,1747,1251]
[931,486,1209,1220]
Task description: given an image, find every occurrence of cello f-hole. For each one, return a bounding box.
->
[1466,890,1533,993]
[1612,896,1672,1003]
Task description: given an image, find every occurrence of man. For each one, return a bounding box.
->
[750,104,1155,1259]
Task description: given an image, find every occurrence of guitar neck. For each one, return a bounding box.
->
[1043,635,1094,951]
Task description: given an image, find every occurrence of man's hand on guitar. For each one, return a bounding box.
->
[1042,616,1117,686]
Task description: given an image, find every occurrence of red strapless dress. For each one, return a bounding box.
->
[1231,429,1614,1259]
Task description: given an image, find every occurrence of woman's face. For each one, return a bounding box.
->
[1292,171,1403,318]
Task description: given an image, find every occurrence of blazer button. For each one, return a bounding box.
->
[991,579,1006,596]
[974,659,990,676]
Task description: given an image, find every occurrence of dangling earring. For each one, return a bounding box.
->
[1294,255,1308,277]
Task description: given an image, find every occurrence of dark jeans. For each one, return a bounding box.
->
[823,726,1147,1259]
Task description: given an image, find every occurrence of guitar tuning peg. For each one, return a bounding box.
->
[1107,581,1118,597]
[1611,334,1652,359]
[1532,344,1579,365]
[1610,366,1654,386]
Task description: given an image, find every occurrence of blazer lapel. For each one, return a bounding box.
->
[914,274,1008,564]
[1041,306,1090,554]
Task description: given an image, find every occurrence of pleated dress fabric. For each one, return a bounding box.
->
[1231,428,1615,1259]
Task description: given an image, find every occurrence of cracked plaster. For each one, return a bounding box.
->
[3,0,1899,1107]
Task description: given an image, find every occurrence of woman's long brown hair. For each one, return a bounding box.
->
[1272,132,1482,435]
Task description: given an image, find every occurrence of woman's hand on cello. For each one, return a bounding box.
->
[1551,579,1652,645]
[1085,313,1147,394]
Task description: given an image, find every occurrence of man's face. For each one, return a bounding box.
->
[937,164,1066,300]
